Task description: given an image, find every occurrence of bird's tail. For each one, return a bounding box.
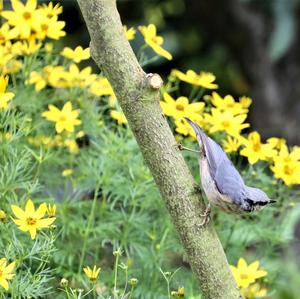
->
[184,117,206,150]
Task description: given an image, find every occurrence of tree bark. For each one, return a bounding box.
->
[76,1,242,298]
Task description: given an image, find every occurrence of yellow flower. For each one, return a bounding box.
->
[139,24,172,60]
[267,137,286,151]
[240,131,277,165]
[18,38,41,55]
[222,135,245,153]
[40,2,63,18]
[239,96,252,108]
[230,258,267,288]
[0,258,15,290]
[47,65,71,88]
[1,0,39,39]
[45,42,53,53]
[241,283,267,299]
[160,92,204,120]
[28,70,47,91]
[64,139,79,154]
[67,64,96,88]
[89,76,115,98]
[172,69,218,89]
[175,118,196,139]
[124,25,136,41]
[62,169,73,177]
[61,46,90,63]
[11,199,56,239]
[110,110,127,125]
[83,265,101,283]
[0,210,6,221]
[33,14,65,40]
[0,75,14,110]
[210,92,248,115]
[270,144,300,185]
[42,101,81,134]
[0,23,18,44]
[205,108,249,137]
[46,204,56,218]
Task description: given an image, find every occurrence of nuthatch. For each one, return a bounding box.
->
[184,118,275,224]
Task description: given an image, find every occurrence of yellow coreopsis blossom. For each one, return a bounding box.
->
[222,135,245,153]
[0,75,14,110]
[230,258,267,289]
[32,14,65,40]
[18,38,41,55]
[0,258,15,290]
[46,204,56,218]
[28,70,47,91]
[175,118,197,139]
[67,64,96,88]
[47,65,71,88]
[139,24,172,60]
[40,2,63,18]
[61,46,90,63]
[240,131,277,165]
[172,69,218,89]
[0,210,6,221]
[267,137,286,151]
[124,25,136,41]
[239,96,252,109]
[89,76,115,99]
[42,101,81,133]
[160,92,204,121]
[205,108,249,137]
[83,265,101,283]
[62,169,73,177]
[270,144,300,185]
[1,0,39,39]
[241,283,267,299]
[210,92,248,115]
[11,199,56,239]
[0,23,18,44]
[110,110,127,125]
[64,139,79,154]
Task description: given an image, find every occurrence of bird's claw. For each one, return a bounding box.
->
[176,143,201,153]
[199,203,211,227]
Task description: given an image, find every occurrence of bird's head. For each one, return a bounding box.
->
[244,186,276,211]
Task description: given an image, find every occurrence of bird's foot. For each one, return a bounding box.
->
[199,203,211,227]
[177,143,201,154]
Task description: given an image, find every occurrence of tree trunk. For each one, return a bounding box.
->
[76,1,242,298]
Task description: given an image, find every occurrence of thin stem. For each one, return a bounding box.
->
[140,55,160,67]
[65,287,71,299]
[113,253,120,298]
[167,279,171,299]
[128,285,134,299]
[77,184,100,273]
[189,85,200,100]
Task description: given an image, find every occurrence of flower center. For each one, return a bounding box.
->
[253,143,261,152]
[23,12,32,20]
[41,24,48,31]
[284,165,293,175]
[0,270,2,277]
[59,115,67,122]
[240,273,248,280]
[26,217,36,226]
[222,121,230,128]
[176,104,185,111]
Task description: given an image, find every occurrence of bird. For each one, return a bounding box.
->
[183,118,275,224]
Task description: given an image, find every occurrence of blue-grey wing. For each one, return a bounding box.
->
[204,136,228,178]
[213,159,246,204]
